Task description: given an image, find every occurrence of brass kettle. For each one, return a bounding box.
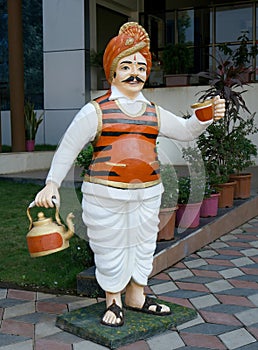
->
[26,201,74,258]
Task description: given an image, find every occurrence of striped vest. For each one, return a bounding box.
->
[85,92,161,189]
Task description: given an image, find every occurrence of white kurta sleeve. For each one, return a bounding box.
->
[46,103,98,187]
[158,106,213,141]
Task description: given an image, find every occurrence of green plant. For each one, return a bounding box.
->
[24,100,44,140]
[177,176,204,205]
[179,146,206,204]
[218,30,258,69]
[162,43,192,74]
[197,37,258,182]
[76,144,94,176]
[90,49,104,68]
[160,164,178,208]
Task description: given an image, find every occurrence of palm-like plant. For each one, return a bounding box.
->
[24,101,43,141]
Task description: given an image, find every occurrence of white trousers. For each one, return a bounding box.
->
[82,187,161,293]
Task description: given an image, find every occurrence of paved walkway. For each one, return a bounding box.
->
[1,217,258,349]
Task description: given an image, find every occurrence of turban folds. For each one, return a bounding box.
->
[103,22,152,84]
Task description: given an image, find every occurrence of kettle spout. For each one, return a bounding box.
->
[65,212,75,240]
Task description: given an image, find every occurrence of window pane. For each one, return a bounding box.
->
[165,11,175,45]
[178,9,194,44]
[216,5,252,43]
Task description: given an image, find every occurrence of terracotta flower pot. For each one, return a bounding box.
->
[229,173,252,199]
[200,193,220,218]
[176,202,202,229]
[157,207,177,241]
[217,181,237,208]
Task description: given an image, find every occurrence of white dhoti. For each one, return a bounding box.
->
[82,182,162,293]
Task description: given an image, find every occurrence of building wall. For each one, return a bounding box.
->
[42,0,86,144]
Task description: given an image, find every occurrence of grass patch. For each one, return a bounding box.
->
[0,180,94,294]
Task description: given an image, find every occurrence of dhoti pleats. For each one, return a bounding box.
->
[82,186,161,293]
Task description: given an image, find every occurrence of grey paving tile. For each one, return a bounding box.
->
[208,254,244,260]
[147,331,185,350]
[74,340,109,349]
[240,248,258,257]
[181,322,237,335]
[228,229,244,234]
[177,348,213,350]
[0,333,29,346]
[205,279,234,293]
[201,304,250,314]
[11,312,55,324]
[237,343,258,350]
[219,268,244,279]
[209,242,229,249]
[184,259,208,268]
[162,290,206,299]
[193,265,227,271]
[177,314,204,330]
[3,301,35,319]
[219,328,256,349]
[174,276,219,284]
[250,241,258,248]
[190,294,220,309]
[236,308,258,326]
[215,288,258,297]
[0,299,26,308]
[220,233,240,241]
[35,320,61,339]
[0,289,7,299]
[197,250,218,258]
[46,330,84,343]
[231,274,258,282]
[0,340,33,350]
[150,281,178,294]
[168,269,194,280]
[248,294,258,306]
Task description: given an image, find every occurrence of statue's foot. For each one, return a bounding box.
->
[125,296,171,316]
[101,299,124,327]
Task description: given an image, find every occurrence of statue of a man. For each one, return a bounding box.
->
[35,22,225,327]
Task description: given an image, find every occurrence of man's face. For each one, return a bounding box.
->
[112,52,147,99]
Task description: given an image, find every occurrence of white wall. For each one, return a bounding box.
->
[42,0,86,144]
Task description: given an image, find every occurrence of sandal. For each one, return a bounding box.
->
[126,296,171,316]
[101,300,124,327]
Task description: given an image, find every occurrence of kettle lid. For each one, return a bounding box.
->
[33,212,53,227]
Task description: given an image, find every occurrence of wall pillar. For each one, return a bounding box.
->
[7,0,25,152]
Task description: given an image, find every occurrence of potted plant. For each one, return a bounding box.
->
[24,100,44,151]
[200,181,220,218]
[175,145,206,228]
[158,164,178,241]
[176,176,204,229]
[162,43,192,86]
[197,36,258,204]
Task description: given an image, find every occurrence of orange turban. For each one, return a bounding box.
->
[103,22,152,84]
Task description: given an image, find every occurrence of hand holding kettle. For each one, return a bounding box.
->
[27,181,74,257]
[35,181,60,208]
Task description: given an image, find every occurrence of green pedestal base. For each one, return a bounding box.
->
[56,299,197,349]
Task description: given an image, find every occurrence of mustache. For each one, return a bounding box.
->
[121,76,145,83]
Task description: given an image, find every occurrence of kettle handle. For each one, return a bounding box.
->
[27,197,62,230]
